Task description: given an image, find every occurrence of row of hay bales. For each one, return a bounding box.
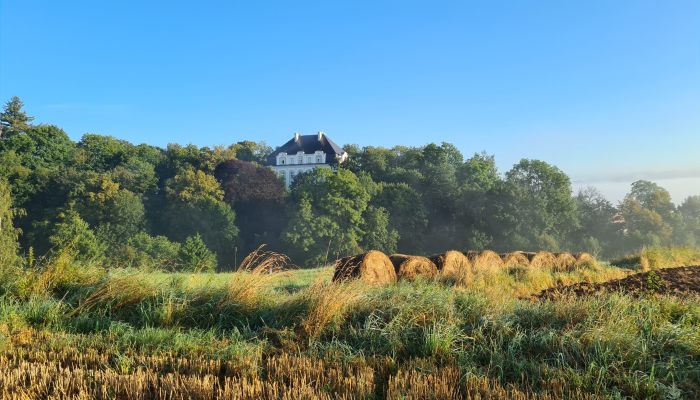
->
[332,250,596,285]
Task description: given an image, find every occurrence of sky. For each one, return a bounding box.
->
[1,1,699,203]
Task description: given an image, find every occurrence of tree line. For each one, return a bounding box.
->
[1,96,699,269]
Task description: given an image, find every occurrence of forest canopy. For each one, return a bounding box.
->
[1,96,699,269]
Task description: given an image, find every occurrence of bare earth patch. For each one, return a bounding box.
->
[536,265,700,299]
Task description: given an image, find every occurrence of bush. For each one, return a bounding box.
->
[119,232,180,270]
[176,234,217,272]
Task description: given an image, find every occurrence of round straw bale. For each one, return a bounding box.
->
[500,252,530,268]
[332,250,397,285]
[430,250,473,285]
[526,251,557,268]
[553,252,577,271]
[466,250,504,273]
[389,254,438,281]
[574,252,597,269]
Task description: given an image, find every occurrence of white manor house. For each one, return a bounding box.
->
[268,132,348,187]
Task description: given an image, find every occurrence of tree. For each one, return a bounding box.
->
[505,159,578,250]
[0,97,34,138]
[0,180,21,267]
[119,232,181,270]
[572,187,620,257]
[371,182,427,252]
[619,181,677,251]
[176,234,217,272]
[49,211,105,262]
[678,196,700,246]
[283,168,373,266]
[360,206,398,254]
[230,140,273,164]
[214,160,286,253]
[76,178,146,247]
[162,169,238,267]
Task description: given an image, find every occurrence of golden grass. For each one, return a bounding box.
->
[300,282,365,340]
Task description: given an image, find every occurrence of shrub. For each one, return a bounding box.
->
[176,234,217,272]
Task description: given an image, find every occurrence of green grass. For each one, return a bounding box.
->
[1,251,699,398]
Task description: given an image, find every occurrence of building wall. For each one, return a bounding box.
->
[270,163,331,188]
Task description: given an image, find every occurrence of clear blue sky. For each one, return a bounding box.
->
[1,1,699,202]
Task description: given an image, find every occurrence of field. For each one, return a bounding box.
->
[1,249,700,399]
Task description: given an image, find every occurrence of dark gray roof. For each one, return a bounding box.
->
[267,133,345,165]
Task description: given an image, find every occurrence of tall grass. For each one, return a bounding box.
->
[0,247,698,398]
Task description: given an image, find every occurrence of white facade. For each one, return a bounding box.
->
[270,150,331,187]
[269,132,348,188]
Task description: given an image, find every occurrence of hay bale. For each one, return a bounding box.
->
[332,250,397,285]
[574,252,597,269]
[523,251,556,269]
[465,250,504,273]
[430,250,473,285]
[553,252,577,271]
[389,254,438,281]
[500,252,530,268]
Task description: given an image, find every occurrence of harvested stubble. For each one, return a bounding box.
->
[429,250,473,285]
[466,250,504,273]
[331,250,397,285]
[500,252,530,268]
[523,251,557,269]
[554,252,577,271]
[389,254,438,281]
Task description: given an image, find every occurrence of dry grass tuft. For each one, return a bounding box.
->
[389,254,438,281]
[331,250,396,285]
[237,244,297,273]
[71,273,160,316]
[300,282,365,340]
[430,251,473,286]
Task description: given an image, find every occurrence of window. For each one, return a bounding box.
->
[316,155,322,163]
[280,158,285,165]
[298,156,303,164]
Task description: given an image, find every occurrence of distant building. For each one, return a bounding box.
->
[268,132,348,187]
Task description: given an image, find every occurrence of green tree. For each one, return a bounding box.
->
[162,169,238,266]
[0,96,34,138]
[284,168,373,266]
[49,211,105,262]
[176,234,217,272]
[505,159,578,251]
[371,182,427,252]
[0,180,21,267]
[360,206,398,254]
[120,232,181,270]
[678,196,700,246]
[572,187,621,257]
[231,140,272,164]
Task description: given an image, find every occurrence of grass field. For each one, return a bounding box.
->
[1,249,699,399]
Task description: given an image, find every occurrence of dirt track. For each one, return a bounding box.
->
[536,265,700,300]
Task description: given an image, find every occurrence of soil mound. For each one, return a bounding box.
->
[536,266,700,299]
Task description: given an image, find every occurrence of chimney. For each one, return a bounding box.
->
[318,131,324,141]
[294,132,300,142]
